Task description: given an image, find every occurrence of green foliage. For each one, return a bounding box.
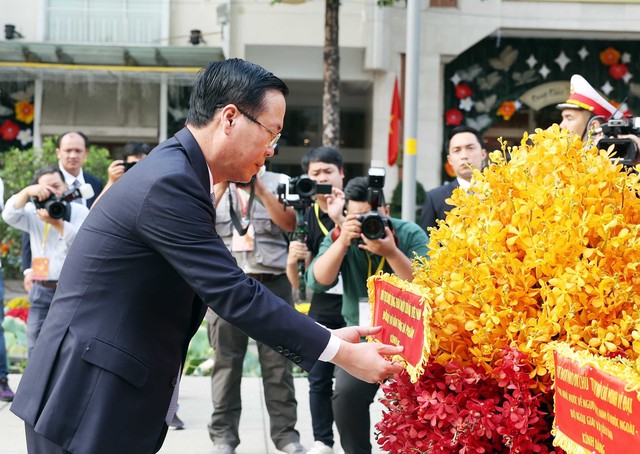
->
[389,180,425,220]
[183,325,214,375]
[0,139,111,278]
[2,311,27,373]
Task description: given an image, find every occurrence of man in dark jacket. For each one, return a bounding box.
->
[419,126,486,232]
[10,58,403,454]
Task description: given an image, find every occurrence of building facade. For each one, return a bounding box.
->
[1,0,639,208]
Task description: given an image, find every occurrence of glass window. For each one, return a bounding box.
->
[281,107,366,149]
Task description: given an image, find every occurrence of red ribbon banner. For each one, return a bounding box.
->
[371,279,425,368]
[554,350,640,453]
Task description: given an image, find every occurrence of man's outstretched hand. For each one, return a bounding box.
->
[330,326,404,383]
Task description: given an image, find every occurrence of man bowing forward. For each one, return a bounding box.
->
[11,58,403,454]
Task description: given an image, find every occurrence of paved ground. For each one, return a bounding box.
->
[0,374,386,454]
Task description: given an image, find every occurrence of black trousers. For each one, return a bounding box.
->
[332,367,380,454]
[25,423,71,454]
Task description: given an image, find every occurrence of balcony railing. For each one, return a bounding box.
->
[47,8,162,45]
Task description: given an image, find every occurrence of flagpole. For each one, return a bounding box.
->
[401,0,420,222]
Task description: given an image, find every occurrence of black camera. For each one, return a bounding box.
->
[357,167,392,241]
[287,175,332,199]
[598,117,640,165]
[122,161,136,171]
[277,174,331,210]
[32,184,95,219]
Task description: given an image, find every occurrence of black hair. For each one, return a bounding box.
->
[301,146,344,173]
[186,58,289,127]
[446,126,484,152]
[123,142,152,158]
[56,131,90,149]
[343,176,369,204]
[33,166,65,185]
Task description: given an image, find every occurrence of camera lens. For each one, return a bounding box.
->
[295,177,315,198]
[361,215,386,240]
[46,200,66,219]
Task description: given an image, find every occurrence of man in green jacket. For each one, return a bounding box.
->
[306,175,428,454]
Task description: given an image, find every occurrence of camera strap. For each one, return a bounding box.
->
[228,183,255,236]
[41,223,51,252]
[314,203,329,236]
[367,254,386,277]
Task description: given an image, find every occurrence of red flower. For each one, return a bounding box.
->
[376,347,561,453]
[445,108,463,126]
[599,47,621,66]
[6,307,29,323]
[609,63,628,80]
[0,119,19,141]
[455,83,473,99]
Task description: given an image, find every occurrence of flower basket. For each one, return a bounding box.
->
[375,126,640,452]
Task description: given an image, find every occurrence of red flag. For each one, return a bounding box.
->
[388,78,402,166]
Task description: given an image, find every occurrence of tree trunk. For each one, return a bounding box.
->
[322,0,340,147]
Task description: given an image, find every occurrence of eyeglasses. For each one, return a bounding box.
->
[237,107,281,148]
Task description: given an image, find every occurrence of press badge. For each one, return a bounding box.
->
[359,297,372,327]
[326,273,344,295]
[32,257,50,280]
[231,223,255,252]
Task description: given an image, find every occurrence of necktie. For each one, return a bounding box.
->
[71,180,84,204]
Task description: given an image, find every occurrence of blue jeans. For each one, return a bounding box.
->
[0,269,8,380]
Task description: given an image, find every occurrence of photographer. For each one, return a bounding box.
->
[92,142,151,207]
[206,169,309,454]
[2,166,89,356]
[285,146,346,454]
[306,175,428,454]
[558,74,640,166]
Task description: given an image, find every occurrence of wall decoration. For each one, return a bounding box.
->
[0,81,35,152]
[442,37,640,183]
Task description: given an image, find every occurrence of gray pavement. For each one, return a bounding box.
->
[0,374,386,454]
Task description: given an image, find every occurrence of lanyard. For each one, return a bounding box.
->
[366,253,386,277]
[229,183,255,236]
[314,203,329,236]
[41,223,51,252]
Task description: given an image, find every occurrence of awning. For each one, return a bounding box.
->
[0,41,225,85]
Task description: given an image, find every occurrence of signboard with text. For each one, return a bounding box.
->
[368,276,430,380]
[553,347,640,453]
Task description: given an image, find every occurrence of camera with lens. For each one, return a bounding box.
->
[32,183,95,219]
[357,167,392,241]
[598,117,640,165]
[277,174,332,210]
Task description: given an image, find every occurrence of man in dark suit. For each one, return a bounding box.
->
[11,58,403,454]
[21,131,104,292]
[419,126,487,232]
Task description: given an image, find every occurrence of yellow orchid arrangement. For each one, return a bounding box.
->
[413,125,640,393]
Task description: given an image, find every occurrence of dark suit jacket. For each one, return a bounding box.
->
[11,128,330,453]
[418,179,460,231]
[20,171,104,270]
[83,172,104,208]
